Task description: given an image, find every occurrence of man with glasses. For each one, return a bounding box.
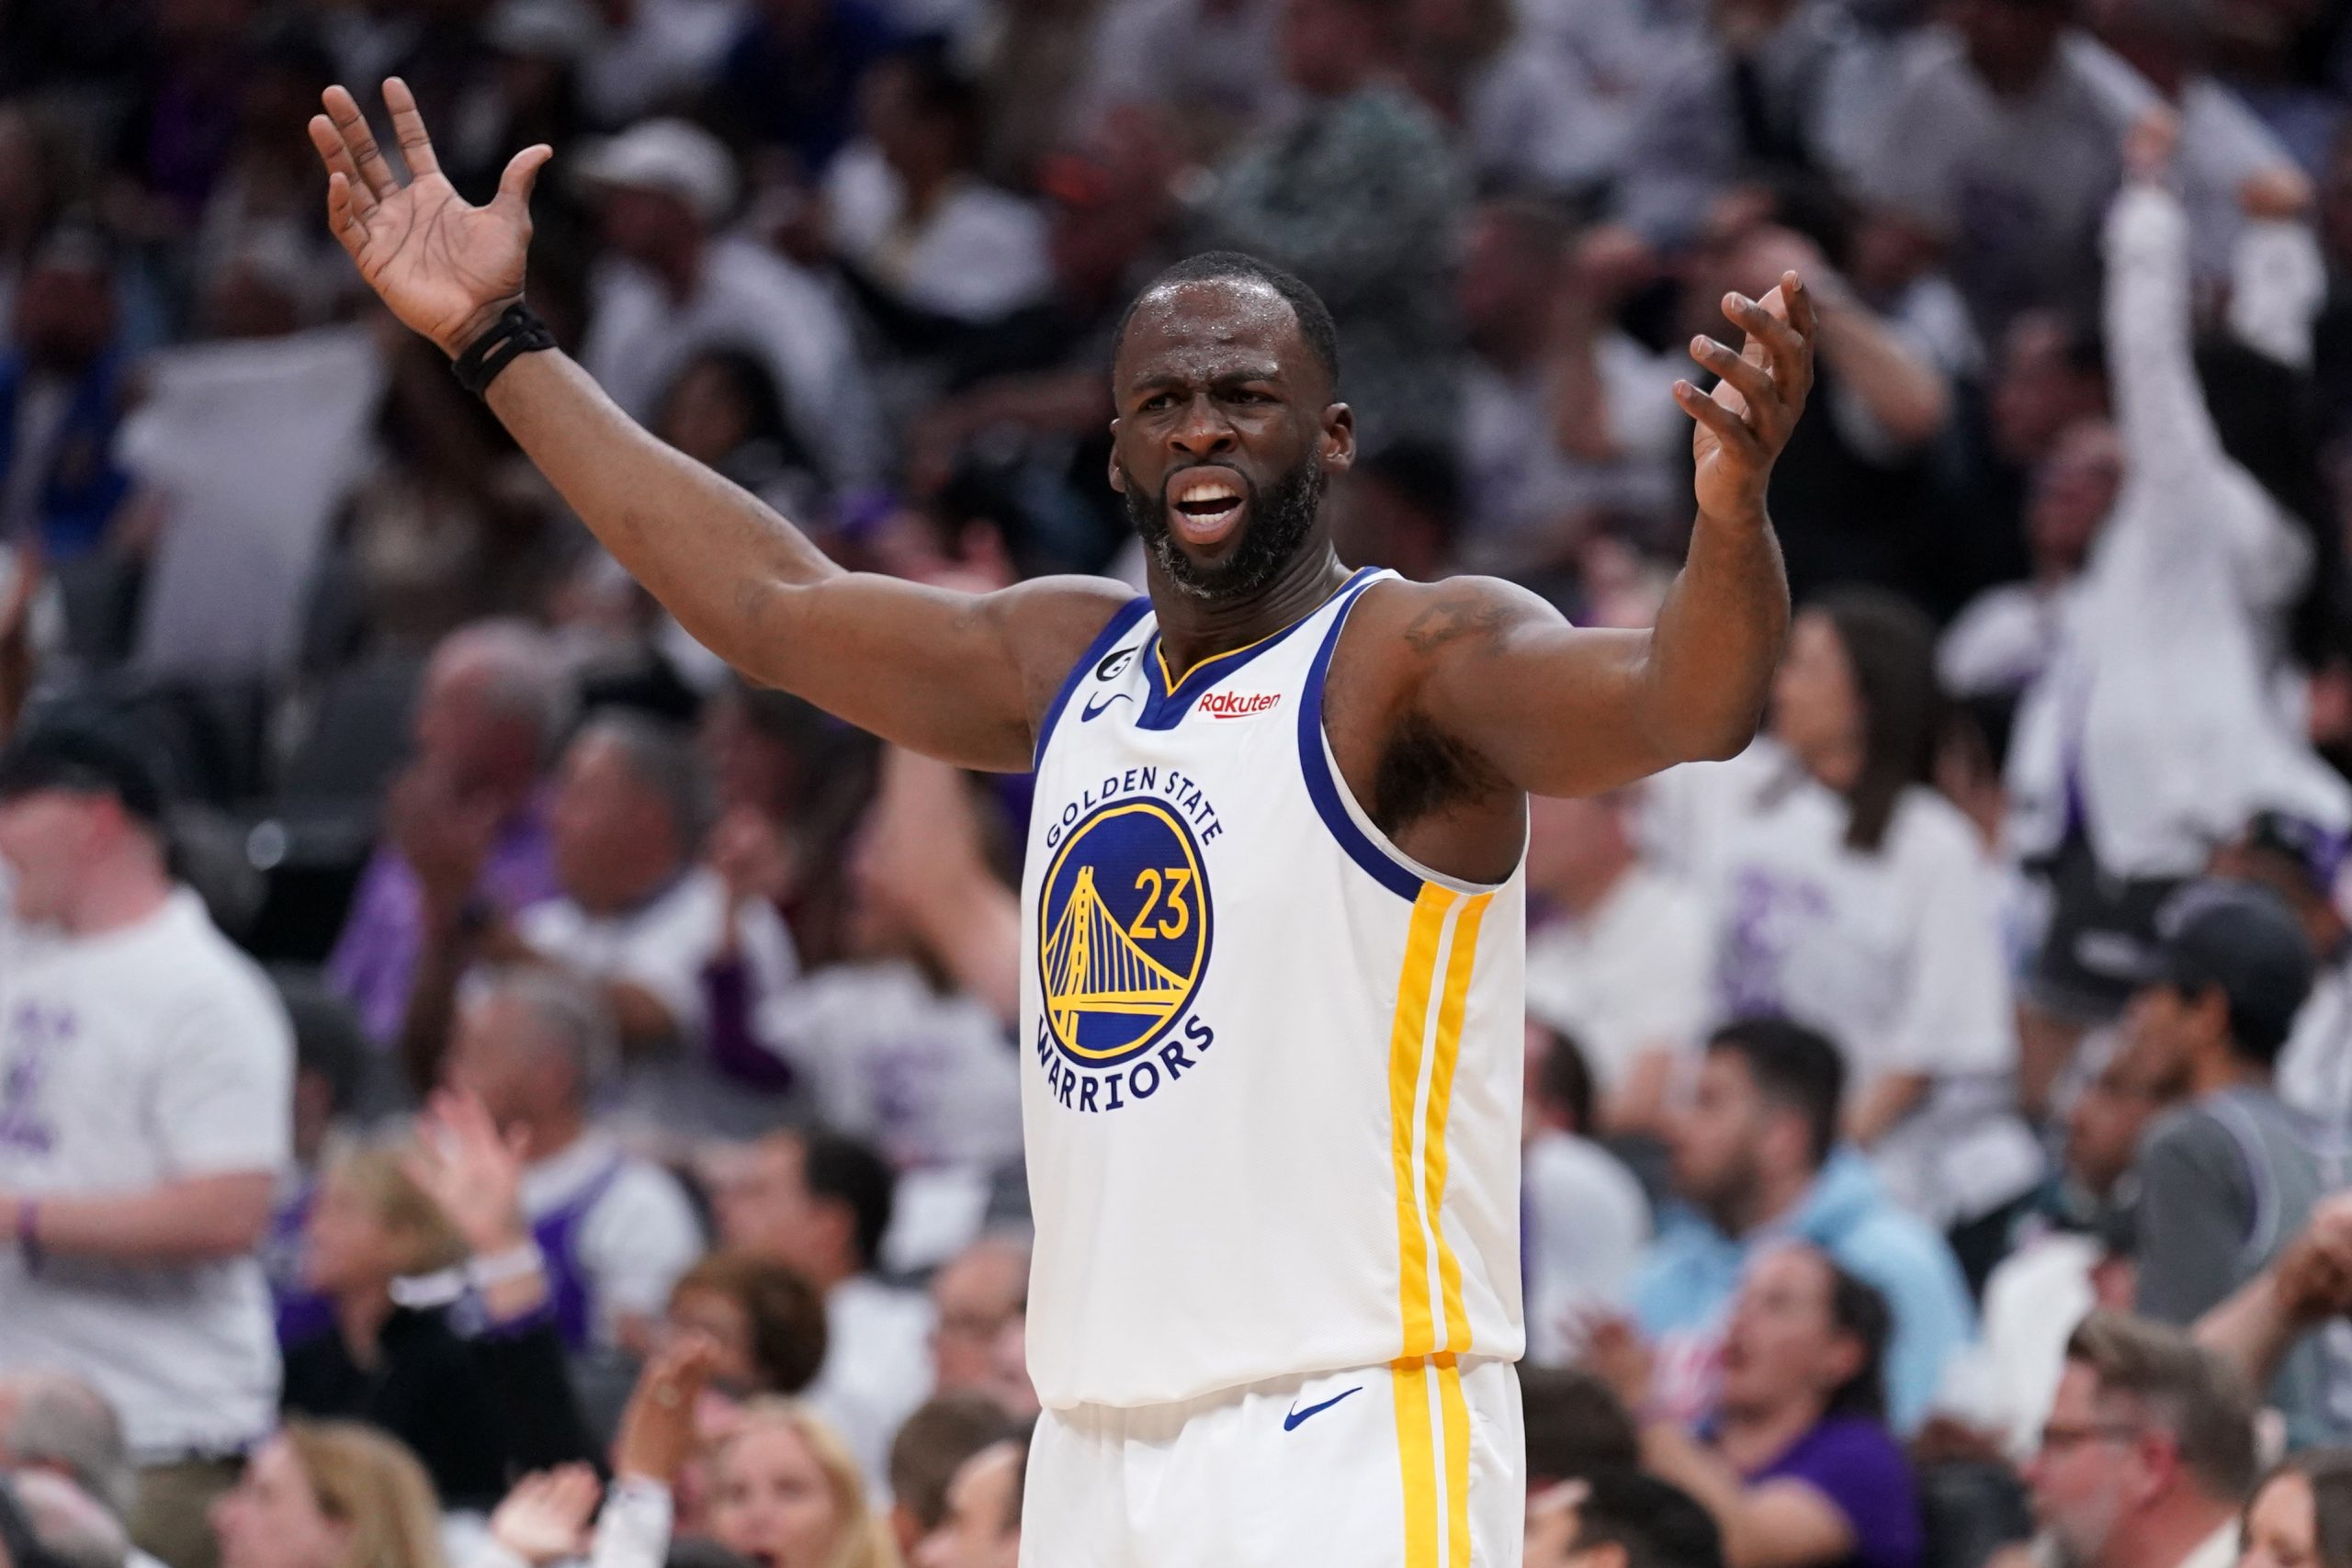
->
[2022,1311,2256,1568]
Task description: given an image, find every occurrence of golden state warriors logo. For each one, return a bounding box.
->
[1037,798,1214,1066]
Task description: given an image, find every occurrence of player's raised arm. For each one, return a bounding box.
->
[1401,275,1812,798]
[308,80,1125,772]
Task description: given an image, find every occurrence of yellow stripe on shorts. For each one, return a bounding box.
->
[1390,1355,1474,1567]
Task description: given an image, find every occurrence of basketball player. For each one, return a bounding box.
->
[309,80,1814,1566]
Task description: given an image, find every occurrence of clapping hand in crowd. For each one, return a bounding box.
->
[1523,1479,1588,1568]
[490,1465,604,1568]
[403,1089,545,1321]
[615,1334,721,1486]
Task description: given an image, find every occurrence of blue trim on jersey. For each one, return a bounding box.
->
[1035,597,1152,768]
[1133,566,1379,730]
[1296,574,1425,902]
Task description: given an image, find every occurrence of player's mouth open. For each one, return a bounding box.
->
[1168,469,1248,547]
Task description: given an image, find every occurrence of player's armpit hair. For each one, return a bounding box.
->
[1369,710,1509,839]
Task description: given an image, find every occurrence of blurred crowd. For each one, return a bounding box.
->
[13,0,2352,1564]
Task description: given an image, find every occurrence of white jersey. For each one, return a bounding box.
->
[1020,568,1528,1411]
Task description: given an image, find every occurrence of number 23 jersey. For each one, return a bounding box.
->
[1018,568,1528,1411]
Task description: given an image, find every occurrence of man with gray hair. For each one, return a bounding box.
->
[0,1372,132,1522]
[2020,1310,2256,1568]
[399,709,798,1140]
[329,618,571,1053]
[436,965,703,1355]
[7,1471,132,1568]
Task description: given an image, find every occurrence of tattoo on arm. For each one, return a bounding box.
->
[1401,594,1521,657]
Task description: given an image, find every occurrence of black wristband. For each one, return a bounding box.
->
[450,302,555,398]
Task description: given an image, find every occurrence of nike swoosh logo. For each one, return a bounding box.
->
[1283,1385,1364,1431]
[1080,691,1132,721]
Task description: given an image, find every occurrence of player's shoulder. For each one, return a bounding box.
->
[1343,570,1568,661]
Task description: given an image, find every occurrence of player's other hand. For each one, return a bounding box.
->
[307,78,552,358]
[1676,269,1815,529]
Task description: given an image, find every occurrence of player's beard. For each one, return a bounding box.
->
[1126,454,1324,603]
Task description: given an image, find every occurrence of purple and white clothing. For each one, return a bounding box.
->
[1740,1414,1923,1568]
[327,801,560,1045]
[0,889,292,1457]
[517,869,800,1144]
[519,1132,704,1352]
[1700,759,2041,1226]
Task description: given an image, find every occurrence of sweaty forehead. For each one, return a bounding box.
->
[1114,277,1317,391]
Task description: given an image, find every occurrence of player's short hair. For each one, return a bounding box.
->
[1113,253,1340,389]
[796,1127,897,1273]
[2065,1311,2257,1505]
[888,1394,1016,1534]
[1568,1469,1725,1568]
[1518,1365,1639,1485]
[1708,1016,1846,1168]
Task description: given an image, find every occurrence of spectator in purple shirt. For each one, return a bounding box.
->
[326,620,569,1055]
[1589,1242,1924,1568]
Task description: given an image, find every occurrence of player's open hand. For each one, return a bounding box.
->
[308,78,552,358]
[1677,271,1815,529]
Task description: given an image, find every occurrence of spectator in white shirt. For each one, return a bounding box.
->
[1521,1023,1650,1365]
[0,713,293,1568]
[423,712,800,1144]
[824,46,1053,326]
[1453,201,1685,570]
[1524,787,1711,1134]
[577,118,881,489]
[1939,416,2120,705]
[2006,114,2350,1069]
[709,1128,934,1493]
[1712,591,2041,1276]
[438,966,706,1358]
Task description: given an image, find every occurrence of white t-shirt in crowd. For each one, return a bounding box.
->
[804,1273,935,1495]
[2278,951,2352,1126]
[581,237,882,487]
[0,889,292,1457]
[1705,764,2042,1224]
[517,868,798,1141]
[1977,1229,2099,1459]
[1939,580,2077,701]
[520,1130,706,1348]
[752,958,1021,1172]
[1521,1129,1649,1365]
[823,144,1052,324]
[1525,866,1712,1097]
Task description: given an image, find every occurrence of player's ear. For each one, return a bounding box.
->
[1320,402,1355,475]
[1106,436,1128,495]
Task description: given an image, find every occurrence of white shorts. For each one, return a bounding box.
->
[1020,1355,1524,1567]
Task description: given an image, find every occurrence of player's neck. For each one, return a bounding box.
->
[1149,547,1351,679]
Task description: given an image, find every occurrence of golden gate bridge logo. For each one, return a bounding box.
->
[1036,799,1212,1065]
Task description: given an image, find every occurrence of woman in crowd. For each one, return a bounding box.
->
[1591,1242,1922,1568]
[212,1422,446,1568]
[706,1402,901,1568]
[282,1110,595,1508]
[666,1251,831,1398]
[1702,587,2041,1286]
[2243,1450,2352,1568]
